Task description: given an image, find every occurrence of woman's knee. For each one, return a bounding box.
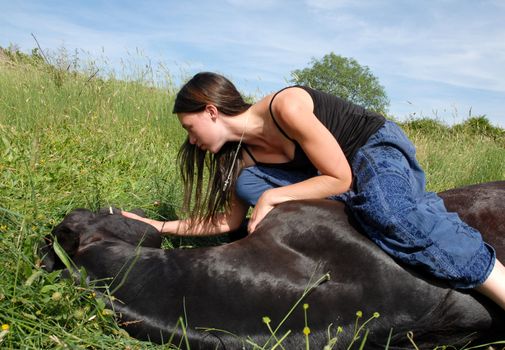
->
[235,169,274,206]
[235,166,313,206]
[353,199,496,289]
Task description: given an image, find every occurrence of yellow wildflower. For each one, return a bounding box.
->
[102,309,114,316]
[51,292,62,302]
[51,292,63,301]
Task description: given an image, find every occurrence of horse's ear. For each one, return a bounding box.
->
[52,221,81,256]
[52,209,95,255]
[39,224,80,272]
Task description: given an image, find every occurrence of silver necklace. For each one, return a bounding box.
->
[222,114,249,192]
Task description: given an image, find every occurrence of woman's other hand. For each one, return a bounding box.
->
[121,211,165,233]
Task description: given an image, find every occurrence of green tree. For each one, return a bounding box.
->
[290,52,389,114]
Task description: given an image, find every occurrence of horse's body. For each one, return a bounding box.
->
[41,181,505,348]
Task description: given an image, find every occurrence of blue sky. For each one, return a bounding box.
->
[1,0,504,127]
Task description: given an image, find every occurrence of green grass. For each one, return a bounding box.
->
[0,48,504,349]
[1,50,184,349]
[401,117,504,191]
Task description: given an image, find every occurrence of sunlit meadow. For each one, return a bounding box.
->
[0,47,504,349]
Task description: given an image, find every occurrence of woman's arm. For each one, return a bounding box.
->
[248,87,353,232]
[122,193,249,236]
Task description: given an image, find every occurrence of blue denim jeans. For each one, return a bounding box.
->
[235,121,495,289]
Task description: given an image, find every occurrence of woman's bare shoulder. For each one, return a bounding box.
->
[271,87,314,117]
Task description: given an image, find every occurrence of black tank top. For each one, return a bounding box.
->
[243,86,385,173]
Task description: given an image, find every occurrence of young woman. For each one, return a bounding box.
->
[122,71,505,310]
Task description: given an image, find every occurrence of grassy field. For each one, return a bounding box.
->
[0,48,504,349]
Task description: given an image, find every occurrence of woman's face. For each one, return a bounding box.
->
[178,110,225,153]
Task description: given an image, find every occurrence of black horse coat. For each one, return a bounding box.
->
[41,181,505,348]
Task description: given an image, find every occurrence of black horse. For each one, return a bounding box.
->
[40,181,505,349]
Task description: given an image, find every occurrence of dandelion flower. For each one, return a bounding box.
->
[303,326,311,335]
[1,324,9,331]
[51,292,62,302]
[73,309,84,319]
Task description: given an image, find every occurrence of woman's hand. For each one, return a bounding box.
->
[248,191,276,233]
[121,211,165,233]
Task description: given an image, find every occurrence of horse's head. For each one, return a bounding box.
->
[40,207,162,272]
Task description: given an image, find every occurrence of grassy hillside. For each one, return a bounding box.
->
[0,48,504,349]
[401,116,504,191]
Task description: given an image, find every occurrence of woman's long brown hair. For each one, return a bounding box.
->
[173,72,252,227]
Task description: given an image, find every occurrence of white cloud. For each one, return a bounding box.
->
[225,0,282,9]
[304,0,369,11]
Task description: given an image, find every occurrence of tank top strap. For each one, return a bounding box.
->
[269,87,296,142]
[242,144,258,164]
